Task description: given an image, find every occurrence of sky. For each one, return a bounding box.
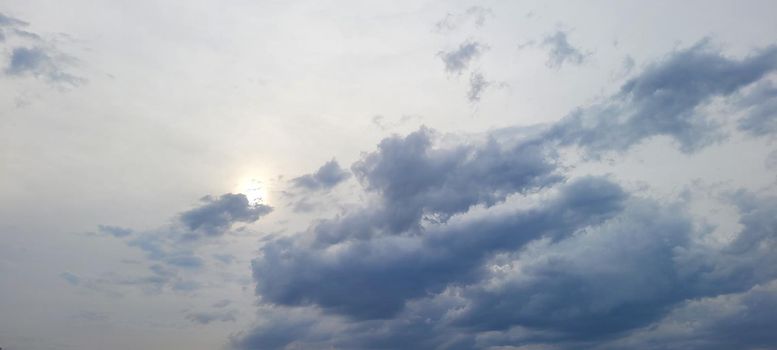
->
[1,1,777,349]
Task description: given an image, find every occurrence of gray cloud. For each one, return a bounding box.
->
[0,12,27,27]
[1,12,85,86]
[85,192,271,295]
[545,41,777,155]
[466,71,506,103]
[252,176,625,321]
[97,224,133,237]
[439,40,485,75]
[541,30,588,69]
[467,71,490,102]
[291,159,350,191]
[235,41,777,350]
[238,185,777,349]
[180,193,272,235]
[736,80,777,136]
[314,126,561,242]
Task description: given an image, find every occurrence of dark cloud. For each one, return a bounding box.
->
[314,127,561,242]
[540,30,588,69]
[252,176,625,321]
[180,193,272,235]
[545,41,777,155]
[235,41,777,350]
[438,40,485,75]
[291,159,350,191]
[238,187,777,350]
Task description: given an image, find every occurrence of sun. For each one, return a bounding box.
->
[237,177,267,205]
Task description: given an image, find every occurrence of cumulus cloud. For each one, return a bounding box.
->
[234,40,777,350]
[540,30,588,69]
[238,185,777,349]
[291,159,350,191]
[439,40,485,75]
[252,176,626,321]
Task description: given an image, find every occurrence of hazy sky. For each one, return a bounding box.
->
[2,1,777,349]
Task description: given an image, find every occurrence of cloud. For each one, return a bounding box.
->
[545,40,777,155]
[736,80,777,136]
[251,176,625,321]
[97,224,133,237]
[0,12,27,27]
[314,126,561,242]
[540,30,588,69]
[84,192,272,295]
[291,159,350,191]
[1,13,85,86]
[467,71,490,102]
[180,193,272,235]
[238,185,777,349]
[467,71,506,103]
[608,282,777,350]
[234,41,777,350]
[438,40,485,75]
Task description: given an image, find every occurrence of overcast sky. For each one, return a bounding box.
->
[2,1,777,349]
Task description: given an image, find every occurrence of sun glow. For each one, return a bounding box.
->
[237,177,267,205]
